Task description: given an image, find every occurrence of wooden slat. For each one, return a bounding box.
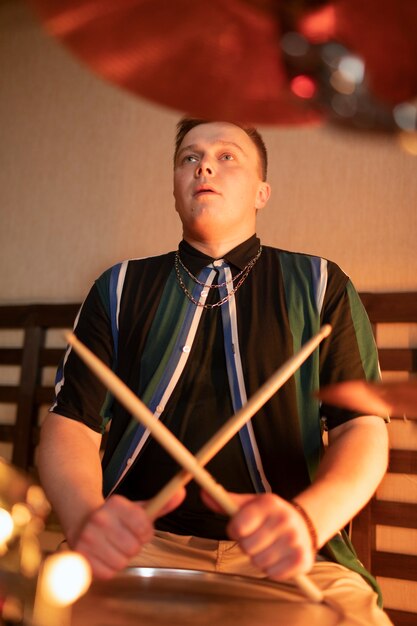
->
[372,551,417,580]
[0,385,19,402]
[0,425,14,441]
[360,293,417,324]
[0,304,79,329]
[372,501,417,529]
[35,386,55,405]
[39,348,66,367]
[0,348,64,368]
[32,426,40,447]
[0,425,40,446]
[0,306,34,328]
[12,327,43,469]
[379,348,417,372]
[389,449,417,474]
[0,348,23,365]
[351,502,374,570]
[386,608,417,626]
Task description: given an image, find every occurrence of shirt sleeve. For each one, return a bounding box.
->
[319,265,383,430]
[50,271,114,433]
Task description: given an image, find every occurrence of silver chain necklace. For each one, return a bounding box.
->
[174,246,262,308]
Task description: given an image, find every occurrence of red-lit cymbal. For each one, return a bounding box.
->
[25,0,417,124]
[25,0,320,125]
[317,379,417,419]
[299,0,417,105]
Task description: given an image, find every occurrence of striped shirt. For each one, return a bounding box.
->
[52,235,382,595]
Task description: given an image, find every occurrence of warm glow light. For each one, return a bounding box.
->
[26,485,51,518]
[330,71,356,95]
[20,533,42,577]
[394,102,417,131]
[299,6,337,43]
[0,508,14,545]
[41,552,92,606]
[338,56,365,85]
[398,131,417,156]
[11,503,32,527]
[290,75,317,99]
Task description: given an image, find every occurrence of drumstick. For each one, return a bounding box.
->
[66,333,244,513]
[146,324,332,516]
[65,331,327,605]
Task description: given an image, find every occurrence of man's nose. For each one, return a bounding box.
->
[195,160,213,177]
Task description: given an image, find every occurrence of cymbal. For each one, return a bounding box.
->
[25,0,417,126]
[317,378,417,419]
[299,0,417,106]
[25,0,319,125]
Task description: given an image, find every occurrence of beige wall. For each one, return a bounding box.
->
[1,0,417,305]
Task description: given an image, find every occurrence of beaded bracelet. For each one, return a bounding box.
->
[291,500,318,554]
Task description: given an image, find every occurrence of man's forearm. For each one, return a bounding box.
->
[293,415,389,549]
[37,412,105,546]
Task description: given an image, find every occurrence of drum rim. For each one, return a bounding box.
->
[117,566,298,601]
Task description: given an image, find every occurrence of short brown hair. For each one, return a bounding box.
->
[174,118,268,181]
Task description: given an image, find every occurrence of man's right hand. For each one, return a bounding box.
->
[38,414,185,579]
[71,490,185,579]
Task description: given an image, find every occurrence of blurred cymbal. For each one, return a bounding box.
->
[317,379,417,419]
[25,0,417,126]
[25,0,319,125]
[299,0,417,105]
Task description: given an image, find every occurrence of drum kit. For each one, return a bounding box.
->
[0,478,340,626]
[0,466,342,626]
[3,0,417,622]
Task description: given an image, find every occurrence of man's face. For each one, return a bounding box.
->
[173,122,270,242]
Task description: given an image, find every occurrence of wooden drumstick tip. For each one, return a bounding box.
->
[294,574,324,604]
[320,324,332,338]
[65,331,76,344]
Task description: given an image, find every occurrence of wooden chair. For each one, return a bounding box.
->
[0,303,79,474]
[352,293,417,626]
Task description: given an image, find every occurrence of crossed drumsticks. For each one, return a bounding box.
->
[66,326,332,605]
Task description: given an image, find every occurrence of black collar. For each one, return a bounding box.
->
[178,235,261,275]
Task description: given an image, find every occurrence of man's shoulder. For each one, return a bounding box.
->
[261,245,351,299]
[93,251,175,306]
[261,244,344,272]
[98,251,176,278]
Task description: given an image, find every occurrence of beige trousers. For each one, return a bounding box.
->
[128,530,393,626]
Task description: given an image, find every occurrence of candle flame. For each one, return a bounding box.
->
[41,552,92,606]
[0,508,14,545]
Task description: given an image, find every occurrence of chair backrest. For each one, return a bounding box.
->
[352,292,417,626]
[0,304,79,473]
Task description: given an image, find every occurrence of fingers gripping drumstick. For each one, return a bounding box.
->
[66,330,331,605]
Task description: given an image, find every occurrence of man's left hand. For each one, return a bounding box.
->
[201,491,315,580]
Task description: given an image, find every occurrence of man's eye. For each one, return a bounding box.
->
[221,154,234,161]
[184,155,198,163]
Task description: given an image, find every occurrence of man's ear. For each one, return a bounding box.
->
[255,182,271,211]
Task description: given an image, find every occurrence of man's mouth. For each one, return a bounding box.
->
[194,186,217,196]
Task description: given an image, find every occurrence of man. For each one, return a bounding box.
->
[38,119,391,624]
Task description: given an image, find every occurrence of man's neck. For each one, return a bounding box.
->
[182,232,256,259]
